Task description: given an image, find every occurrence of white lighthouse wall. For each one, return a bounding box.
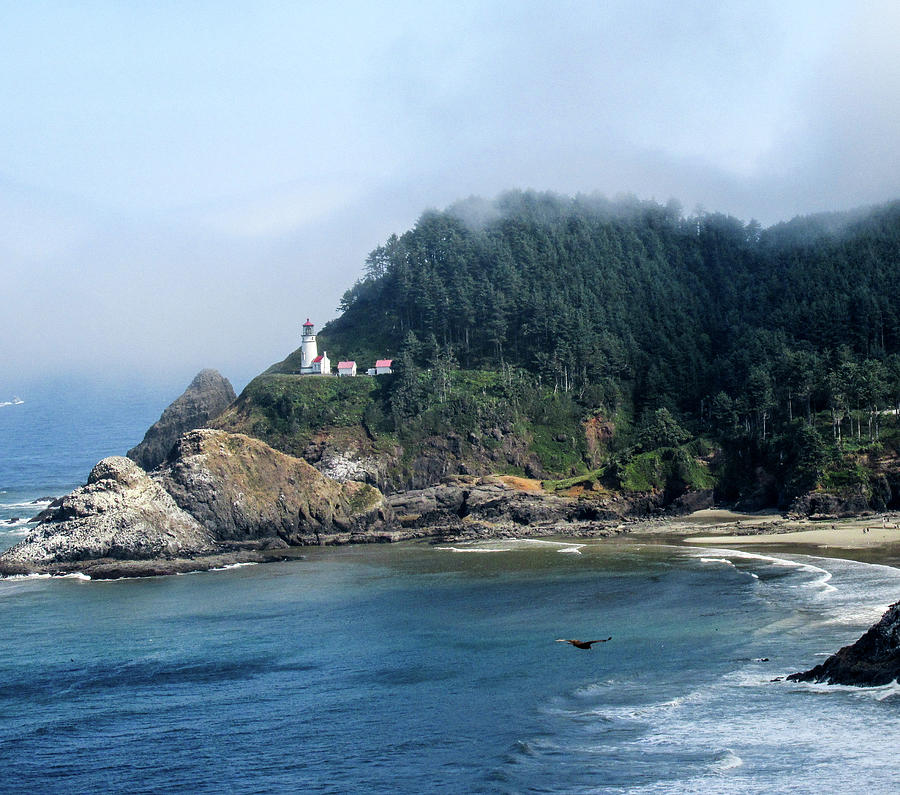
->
[300,335,318,369]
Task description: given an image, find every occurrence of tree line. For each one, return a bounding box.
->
[322,191,900,500]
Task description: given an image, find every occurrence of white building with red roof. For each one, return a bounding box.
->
[337,361,357,377]
[298,319,331,375]
[375,359,393,375]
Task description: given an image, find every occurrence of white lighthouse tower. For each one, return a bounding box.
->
[299,318,330,375]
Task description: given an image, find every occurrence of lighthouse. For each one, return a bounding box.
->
[299,319,330,375]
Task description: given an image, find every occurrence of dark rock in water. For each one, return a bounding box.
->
[788,600,900,686]
[30,496,63,523]
[73,550,286,580]
[0,457,217,576]
[127,369,236,471]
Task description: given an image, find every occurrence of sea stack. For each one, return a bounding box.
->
[127,369,236,471]
[788,600,900,686]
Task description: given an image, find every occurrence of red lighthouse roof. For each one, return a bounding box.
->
[303,318,314,327]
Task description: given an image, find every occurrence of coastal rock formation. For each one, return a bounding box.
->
[788,489,872,519]
[1,431,404,578]
[312,448,382,484]
[788,600,900,686]
[156,429,396,545]
[127,369,236,471]
[390,477,563,526]
[212,375,546,494]
[296,426,542,493]
[387,476,715,540]
[387,476,624,540]
[0,457,217,576]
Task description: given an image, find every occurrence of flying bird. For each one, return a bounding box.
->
[556,637,612,649]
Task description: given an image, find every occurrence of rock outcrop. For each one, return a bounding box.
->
[297,426,544,493]
[127,369,236,471]
[788,489,873,519]
[155,429,396,545]
[0,457,217,576]
[1,431,403,578]
[387,476,625,541]
[788,600,900,686]
[387,476,714,535]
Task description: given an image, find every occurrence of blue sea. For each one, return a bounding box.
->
[2,378,900,793]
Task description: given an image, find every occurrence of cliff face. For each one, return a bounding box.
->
[0,457,216,575]
[156,429,395,545]
[299,424,543,493]
[788,600,900,686]
[211,373,593,494]
[1,431,400,578]
[127,369,236,471]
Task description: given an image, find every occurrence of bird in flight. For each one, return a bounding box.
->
[556,637,612,649]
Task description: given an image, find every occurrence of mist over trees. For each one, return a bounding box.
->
[323,191,900,505]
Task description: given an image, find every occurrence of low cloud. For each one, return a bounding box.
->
[1,1,897,383]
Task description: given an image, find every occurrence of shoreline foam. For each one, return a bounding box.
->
[617,509,900,569]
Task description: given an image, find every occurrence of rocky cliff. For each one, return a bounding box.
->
[1,431,403,578]
[788,600,900,686]
[388,476,617,537]
[210,372,589,494]
[127,369,236,471]
[0,457,218,577]
[787,490,873,519]
[156,429,397,545]
[382,475,712,541]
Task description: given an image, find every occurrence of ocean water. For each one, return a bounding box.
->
[0,375,182,510]
[2,381,900,793]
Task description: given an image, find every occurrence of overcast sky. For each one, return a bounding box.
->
[2,0,899,387]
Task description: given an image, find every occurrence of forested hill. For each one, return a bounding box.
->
[323,191,900,425]
[224,191,900,510]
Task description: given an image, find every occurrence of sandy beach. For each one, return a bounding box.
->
[661,509,900,566]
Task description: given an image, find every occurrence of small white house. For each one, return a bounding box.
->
[309,352,330,375]
[366,367,376,376]
[337,361,357,377]
[375,359,393,375]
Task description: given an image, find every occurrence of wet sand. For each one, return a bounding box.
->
[686,523,900,550]
[670,511,900,568]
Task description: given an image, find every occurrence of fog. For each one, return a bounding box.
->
[2,1,898,387]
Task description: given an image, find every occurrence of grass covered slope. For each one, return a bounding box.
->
[215,368,591,488]
[214,372,388,459]
[213,363,717,510]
